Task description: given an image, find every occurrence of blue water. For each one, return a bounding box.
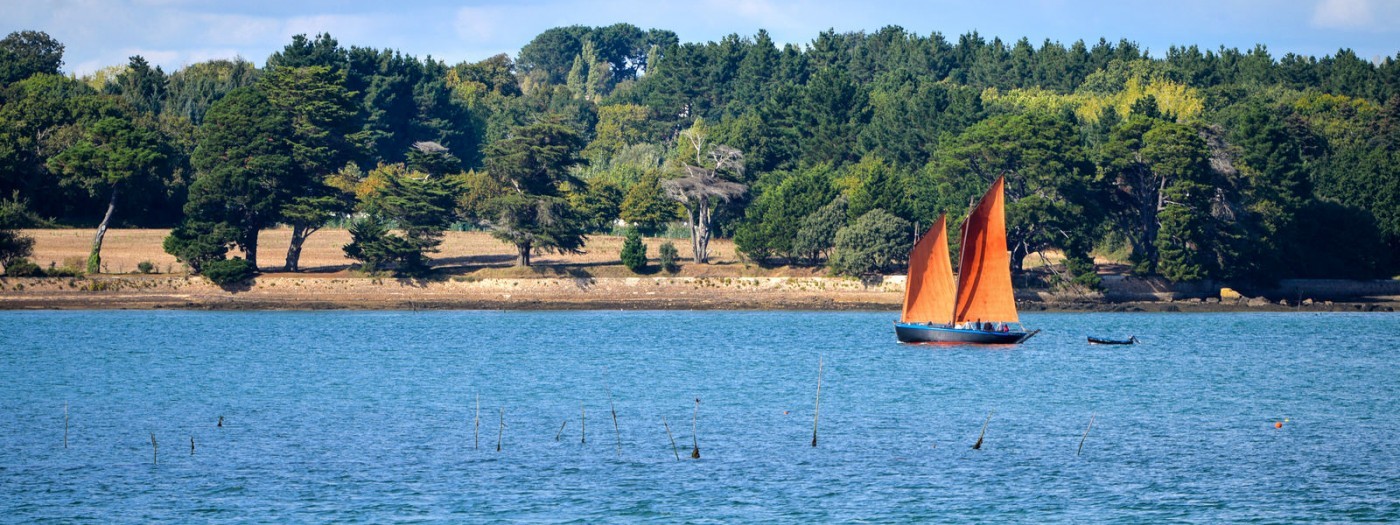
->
[1,310,1397,522]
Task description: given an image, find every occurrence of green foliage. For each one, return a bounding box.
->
[792,196,849,265]
[201,257,256,286]
[568,179,623,233]
[735,165,837,264]
[6,29,1400,284]
[620,228,647,273]
[137,260,155,274]
[482,119,589,265]
[0,193,36,264]
[619,171,675,235]
[658,241,679,273]
[343,215,417,274]
[0,30,64,84]
[185,86,294,267]
[346,164,456,276]
[162,219,237,273]
[829,209,912,276]
[928,111,1098,271]
[1,257,43,276]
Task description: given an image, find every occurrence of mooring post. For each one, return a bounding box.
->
[1078,414,1096,456]
[812,356,823,448]
[973,411,993,450]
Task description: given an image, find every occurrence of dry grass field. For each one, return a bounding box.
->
[20,228,818,279]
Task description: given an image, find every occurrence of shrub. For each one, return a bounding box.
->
[137,261,156,274]
[343,216,433,276]
[201,257,256,286]
[829,209,912,276]
[163,220,236,273]
[658,241,680,274]
[2,258,44,277]
[620,228,648,273]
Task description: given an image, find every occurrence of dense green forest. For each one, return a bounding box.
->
[1,25,1398,285]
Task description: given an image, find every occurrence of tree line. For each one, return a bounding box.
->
[1,25,1397,285]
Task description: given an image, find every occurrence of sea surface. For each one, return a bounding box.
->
[1,310,1397,523]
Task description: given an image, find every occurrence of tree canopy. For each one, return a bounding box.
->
[0,27,1395,282]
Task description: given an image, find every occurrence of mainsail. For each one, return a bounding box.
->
[953,176,1020,323]
[900,214,955,324]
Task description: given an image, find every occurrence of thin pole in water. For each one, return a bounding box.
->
[691,398,700,459]
[1078,414,1096,456]
[973,411,993,450]
[608,388,622,457]
[63,402,68,449]
[474,394,480,450]
[812,356,823,448]
[556,420,568,441]
[581,403,587,444]
[663,417,680,461]
[496,407,504,452]
[190,436,195,456]
[150,432,158,465]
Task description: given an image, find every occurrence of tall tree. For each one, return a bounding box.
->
[343,163,455,275]
[47,115,168,273]
[0,30,64,85]
[929,112,1098,274]
[481,119,588,266]
[258,63,358,271]
[113,56,166,116]
[181,87,294,270]
[619,171,675,235]
[664,122,747,263]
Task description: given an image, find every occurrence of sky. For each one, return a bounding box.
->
[4,0,1399,77]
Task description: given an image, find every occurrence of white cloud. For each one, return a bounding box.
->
[281,14,379,43]
[455,6,514,43]
[1312,0,1373,29]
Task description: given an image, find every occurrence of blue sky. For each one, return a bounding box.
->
[5,0,1399,77]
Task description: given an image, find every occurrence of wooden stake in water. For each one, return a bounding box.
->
[608,388,622,457]
[556,420,568,441]
[1078,414,1096,456]
[581,403,587,444]
[496,407,504,452]
[691,398,700,459]
[972,411,993,450]
[150,432,158,465]
[663,417,680,461]
[64,402,68,449]
[474,394,480,450]
[190,436,195,456]
[812,356,823,448]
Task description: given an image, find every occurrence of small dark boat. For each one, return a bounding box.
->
[1087,336,1137,345]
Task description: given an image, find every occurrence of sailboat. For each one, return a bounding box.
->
[895,176,1039,344]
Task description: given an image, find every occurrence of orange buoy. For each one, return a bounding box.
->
[1274,421,1283,429]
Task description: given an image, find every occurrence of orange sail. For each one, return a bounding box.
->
[900,214,955,324]
[953,176,1020,323]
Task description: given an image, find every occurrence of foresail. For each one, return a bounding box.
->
[953,176,1020,323]
[901,214,955,324]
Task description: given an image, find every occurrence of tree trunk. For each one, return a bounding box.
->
[241,230,259,270]
[517,242,532,266]
[284,223,315,272]
[690,196,712,264]
[88,187,119,274]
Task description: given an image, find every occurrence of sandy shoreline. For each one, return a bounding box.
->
[5,229,1397,313]
[3,274,1395,313]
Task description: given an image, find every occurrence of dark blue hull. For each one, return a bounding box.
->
[895,323,1038,344]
